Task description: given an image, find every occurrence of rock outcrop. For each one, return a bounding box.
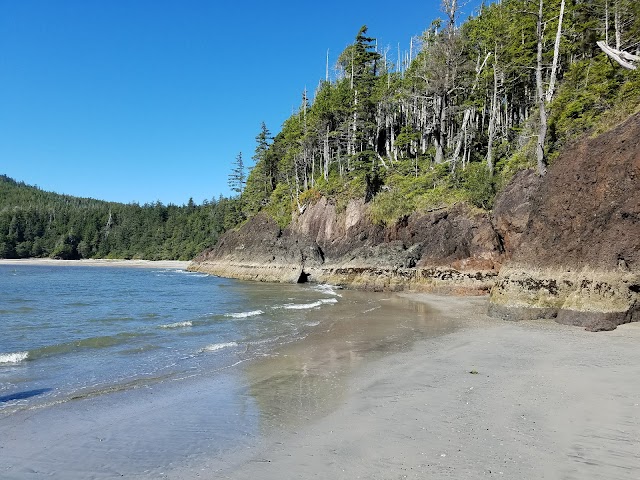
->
[489,113,640,330]
[189,113,640,330]
[191,200,503,295]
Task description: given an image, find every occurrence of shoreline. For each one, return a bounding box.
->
[2,291,640,479]
[0,258,191,269]
[176,293,640,479]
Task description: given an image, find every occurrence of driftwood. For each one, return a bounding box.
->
[597,41,639,70]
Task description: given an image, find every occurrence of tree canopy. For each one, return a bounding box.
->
[0,175,240,260]
[235,0,640,226]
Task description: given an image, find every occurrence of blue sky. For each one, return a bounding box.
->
[1,0,483,205]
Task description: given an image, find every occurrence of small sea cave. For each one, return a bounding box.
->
[297,270,310,284]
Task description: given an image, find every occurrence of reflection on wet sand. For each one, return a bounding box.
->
[242,291,459,431]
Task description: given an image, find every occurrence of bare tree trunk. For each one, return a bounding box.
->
[535,0,548,176]
[451,109,469,170]
[351,89,358,156]
[452,52,491,166]
[546,0,565,103]
[323,127,330,180]
[534,0,564,176]
[597,41,639,69]
[326,49,330,82]
[434,95,445,164]
[310,149,315,188]
[486,55,499,174]
[605,0,610,45]
[614,0,622,50]
[390,114,397,162]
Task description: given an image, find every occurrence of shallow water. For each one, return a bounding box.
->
[0,265,457,478]
[0,265,346,416]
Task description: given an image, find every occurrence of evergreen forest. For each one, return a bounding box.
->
[240,0,640,227]
[2,0,639,260]
[0,175,242,260]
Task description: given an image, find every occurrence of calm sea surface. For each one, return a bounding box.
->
[0,264,341,416]
[0,263,456,478]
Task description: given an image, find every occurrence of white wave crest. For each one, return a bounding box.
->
[176,270,209,278]
[201,342,238,352]
[280,298,338,310]
[313,284,343,297]
[0,351,29,364]
[159,321,193,329]
[225,310,264,318]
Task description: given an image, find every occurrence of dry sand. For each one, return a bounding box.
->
[0,258,190,269]
[2,292,639,479]
[177,293,640,480]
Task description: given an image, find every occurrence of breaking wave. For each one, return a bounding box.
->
[0,351,29,364]
[312,284,343,297]
[278,298,338,310]
[201,342,238,353]
[159,321,193,329]
[225,310,264,318]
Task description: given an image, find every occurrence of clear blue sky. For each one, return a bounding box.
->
[1,0,484,206]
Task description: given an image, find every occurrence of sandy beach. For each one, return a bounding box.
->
[176,293,640,480]
[0,258,190,269]
[2,292,639,479]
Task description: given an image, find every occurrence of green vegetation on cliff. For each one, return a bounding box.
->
[0,175,241,260]
[236,0,640,227]
[3,1,639,260]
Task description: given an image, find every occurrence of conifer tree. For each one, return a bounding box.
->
[228,152,246,195]
[253,122,274,194]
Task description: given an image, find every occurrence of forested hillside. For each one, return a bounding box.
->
[0,175,241,260]
[3,0,638,262]
[239,0,639,227]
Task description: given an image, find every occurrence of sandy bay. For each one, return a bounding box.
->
[1,285,639,479]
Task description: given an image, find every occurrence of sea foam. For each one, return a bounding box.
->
[0,351,29,364]
[159,321,193,329]
[225,310,264,318]
[176,270,209,278]
[201,342,238,352]
[313,284,343,297]
[280,298,338,310]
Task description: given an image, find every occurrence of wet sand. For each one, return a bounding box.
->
[0,258,190,269]
[177,294,640,480]
[2,292,640,479]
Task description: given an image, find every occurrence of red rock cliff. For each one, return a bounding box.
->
[490,113,640,330]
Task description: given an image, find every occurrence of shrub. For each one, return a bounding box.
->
[462,163,495,210]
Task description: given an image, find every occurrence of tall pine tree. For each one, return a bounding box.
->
[228,152,246,195]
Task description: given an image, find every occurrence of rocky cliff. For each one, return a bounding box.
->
[189,113,640,330]
[489,113,640,331]
[190,200,504,295]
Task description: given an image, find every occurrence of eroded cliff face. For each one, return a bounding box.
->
[189,113,640,329]
[190,200,504,294]
[489,113,640,331]
[189,213,324,284]
[296,200,504,293]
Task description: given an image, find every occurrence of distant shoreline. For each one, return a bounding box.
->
[0,258,191,269]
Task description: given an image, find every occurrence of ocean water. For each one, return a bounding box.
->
[0,263,457,478]
[0,264,342,417]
